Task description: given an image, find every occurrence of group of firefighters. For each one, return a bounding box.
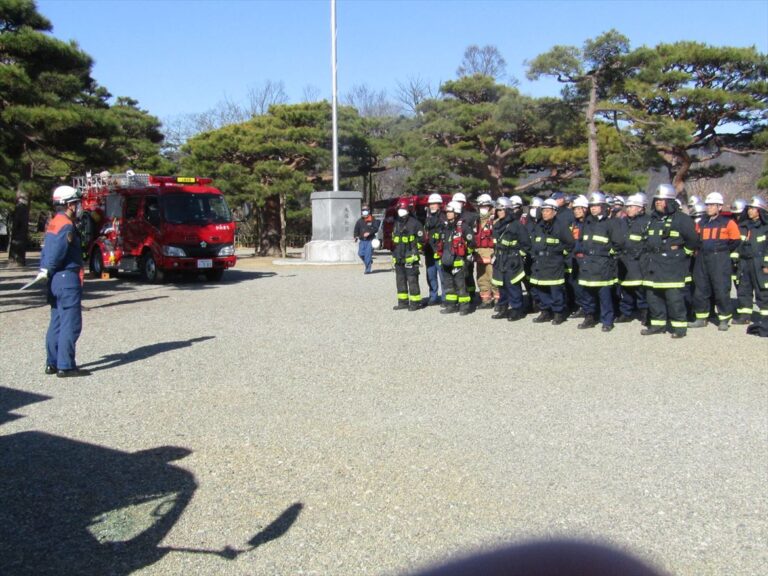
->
[382,184,768,339]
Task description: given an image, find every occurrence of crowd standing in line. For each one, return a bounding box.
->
[378,185,768,339]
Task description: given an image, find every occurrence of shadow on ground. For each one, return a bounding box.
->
[79,336,215,372]
[0,387,303,575]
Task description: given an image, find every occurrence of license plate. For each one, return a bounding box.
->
[197,259,213,269]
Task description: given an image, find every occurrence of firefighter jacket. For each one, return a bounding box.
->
[617,212,650,287]
[353,216,380,241]
[578,214,621,287]
[492,213,530,282]
[475,213,495,263]
[439,217,475,269]
[696,214,741,255]
[391,215,423,266]
[424,211,445,261]
[529,216,574,285]
[737,214,768,290]
[642,204,699,289]
[41,212,84,280]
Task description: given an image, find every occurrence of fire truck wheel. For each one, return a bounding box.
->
[89,248,105,278]
[141,251,165,283]
[205,268,224,281]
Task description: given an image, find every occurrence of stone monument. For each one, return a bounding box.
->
[303,190,362,262]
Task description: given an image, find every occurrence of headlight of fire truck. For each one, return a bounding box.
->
[217,244,235,257]
[162,245,187,258]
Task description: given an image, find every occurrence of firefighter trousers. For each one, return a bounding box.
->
[736,260,768,325]
[647,287,687,334]
[442,264,470,312]
[493,270,524,310]
[619,285,647,317]
[475,260,497,302]
[581,285,615,326]
[46,273,83,370]
[692,252,733,322]
[394,263,420,306]
[533,285,566,313]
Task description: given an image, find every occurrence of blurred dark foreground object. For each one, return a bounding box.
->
[410,539,669,576]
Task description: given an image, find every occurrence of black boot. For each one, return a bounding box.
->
[641,326,665,336]
[491,306,509,319]
[478,300,495,310]
[638,309,649,326]
[441,305,459,314]
[551,312,567,325]
[578,314,597,329]
[393,301,408,311]
[569,308,585,319]
[409,300,421,311]
[532,310,553,323]
[507,308,524,322]
[615,314,634,323]
[459,305,471,316]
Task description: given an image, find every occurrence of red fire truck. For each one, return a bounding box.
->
[76,171,237,282]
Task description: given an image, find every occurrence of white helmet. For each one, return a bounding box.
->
[731,198,747,214]
[687,194,701,207]
[427,193,443,204]
[446,201,463,214]
[693,202,706,217]
[626,193,646,208]
[542,199,559,211]
[529,197,544,208]
[654,183,676,200]
[476,193,493,206]
[705,192,724,205]
[509,195,523,207]
[52,185,80,205]
[612,195,626,206]
[452,192,467,204]
[747,196,767,211]
[588,191,607,206]
[495,197,512,210]
[572,195,589,209]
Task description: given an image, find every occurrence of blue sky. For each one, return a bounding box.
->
[37,0,768,122]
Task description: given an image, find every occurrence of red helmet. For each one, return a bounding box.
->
[396,198,411,210]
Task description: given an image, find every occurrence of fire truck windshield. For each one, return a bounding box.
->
[162,193,232,225]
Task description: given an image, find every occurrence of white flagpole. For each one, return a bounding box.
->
[331,0,339,192]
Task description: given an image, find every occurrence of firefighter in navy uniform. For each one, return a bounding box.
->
[641,184,699,338]
[439,201,475,315]
[529,199,575,324]
[490,197,531,321]
[39,185,87,377]
[689,192,741,331]
[615,193,650,324]
[733,196,768,332]
[391,198,424,311]
[424,193,446,305]
[577,192,621,332]
[568,195,589,318]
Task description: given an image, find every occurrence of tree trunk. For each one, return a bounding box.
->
[671,153,692,196]
[9,194,29,266]
[279,190,287,258]
[258,195,282,256]
[586,75,601,193]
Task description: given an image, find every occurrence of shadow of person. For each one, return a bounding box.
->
[79,336,215,372]
[0,432,196,576]
[0,387,51,425]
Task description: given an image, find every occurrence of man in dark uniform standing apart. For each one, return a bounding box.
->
[38,185,88,377]
[353,204,379,274]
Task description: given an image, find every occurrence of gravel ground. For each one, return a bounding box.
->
[0,252,766,576]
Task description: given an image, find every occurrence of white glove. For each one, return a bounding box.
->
[36,269,48,281]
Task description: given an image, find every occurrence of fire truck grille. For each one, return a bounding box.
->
[180,243,226,258]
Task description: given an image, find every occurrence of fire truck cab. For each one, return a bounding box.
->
[76,171,237,282]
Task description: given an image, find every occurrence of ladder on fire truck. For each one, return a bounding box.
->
[72,170,151,195]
